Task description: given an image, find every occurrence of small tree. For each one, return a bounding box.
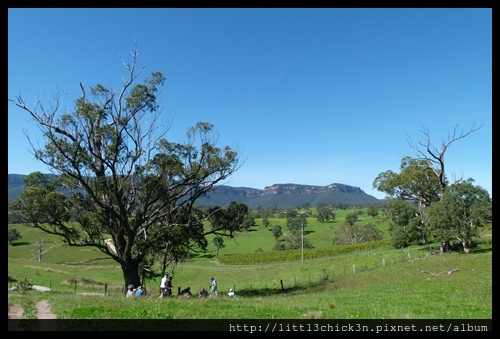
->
[361,223,384,242]
[344,213,358,226]
[316,206,335,222]
[271,225,282,239]
[30,237,59,262]
[213,236,225,257]
[286,212,308,234]
[8,228,22,245]
[367,205,379,218]
[332,223,363,245]
[428,179,492,254]
[280,232,313,250]
[262,216,270,230]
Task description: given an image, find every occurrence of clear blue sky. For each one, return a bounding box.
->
[8,8,492,200]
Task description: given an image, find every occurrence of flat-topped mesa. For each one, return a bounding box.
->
[263,183,362,195]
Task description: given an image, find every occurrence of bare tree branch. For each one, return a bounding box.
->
[406,121,484,196]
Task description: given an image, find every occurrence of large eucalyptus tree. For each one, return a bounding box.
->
[9,45,241,290]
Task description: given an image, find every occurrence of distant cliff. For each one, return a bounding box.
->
[195,183,382,208]
[8,174,382,209]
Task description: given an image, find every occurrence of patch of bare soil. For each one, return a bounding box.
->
[8,299,57,319]
[9,300,59,331]
[36,299,57,319]
[8,304,23,319]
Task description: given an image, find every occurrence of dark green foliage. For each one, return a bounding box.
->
[277,232,314,251]
[286,210,307,234]
[428,179,492,253]
[271,225,282,239]
[316,205,335,222]
[344,213,358,226]
[386,199,421,248]
[17,278,33,292]
[8,228,22,245]
[367,205,379,218]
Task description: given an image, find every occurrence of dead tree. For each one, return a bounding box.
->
[407,121,484,196]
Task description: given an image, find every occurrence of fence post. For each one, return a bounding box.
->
[382,258,386,267]
[352,265,356,274]
[104,283,108,296]
[280,280,284,291]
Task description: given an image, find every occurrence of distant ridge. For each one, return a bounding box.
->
[196,183,382,208]
[8,174,382,208]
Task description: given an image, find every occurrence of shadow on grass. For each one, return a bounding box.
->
[10,242,31,246]
[469,246,492,254]
[232,279,328,297]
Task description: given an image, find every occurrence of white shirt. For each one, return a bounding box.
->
[160,276,167,288]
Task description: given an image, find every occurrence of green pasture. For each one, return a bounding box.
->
[7,211,492,320]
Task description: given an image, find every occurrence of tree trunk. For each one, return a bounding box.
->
[122,262,141,294]
[439,239,451,254]
[462,239,471,254]
[419,226,426,245]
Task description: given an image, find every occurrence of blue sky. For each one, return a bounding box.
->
[8,8,492,200]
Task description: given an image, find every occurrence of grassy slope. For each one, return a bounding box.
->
[7,211,492,320]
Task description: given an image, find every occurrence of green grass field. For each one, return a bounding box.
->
[8,211,492,322]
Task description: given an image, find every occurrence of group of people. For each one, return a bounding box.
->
[127,274,235,299]
[200,276,235,298]
[126,284,145,298]
[160,274,173,297]
[195,276,218,298]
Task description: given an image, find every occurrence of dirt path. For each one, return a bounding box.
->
[8,299,57,319]
[9,299,59,331]
[8,303,23,319]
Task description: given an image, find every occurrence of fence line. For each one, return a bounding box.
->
[40,239,492,297]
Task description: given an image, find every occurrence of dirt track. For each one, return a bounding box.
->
[8,299,56,319]
[8,300,58,331]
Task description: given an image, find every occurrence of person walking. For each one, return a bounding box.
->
[165,275,173,296]
[160,274,168,296]
[210,276,218,296]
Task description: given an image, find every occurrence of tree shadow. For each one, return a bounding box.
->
[233,279,327,297]
[10,242,31,246]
